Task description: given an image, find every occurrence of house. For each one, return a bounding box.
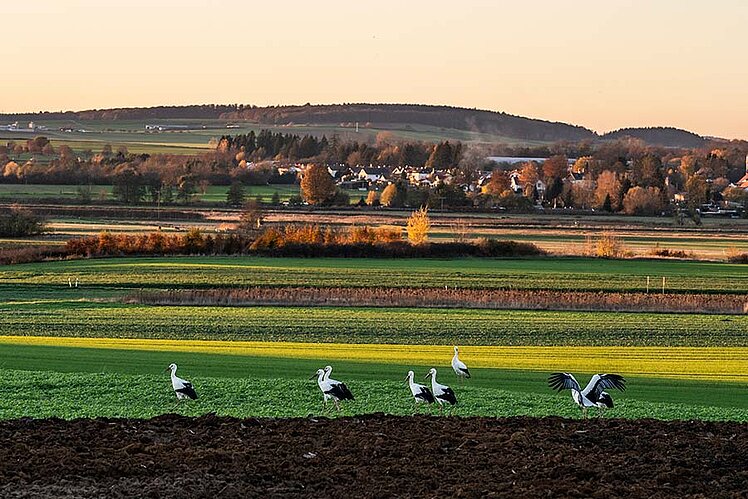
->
[356,166,391,183]
[565,172,586,184]
[736,154,748,190]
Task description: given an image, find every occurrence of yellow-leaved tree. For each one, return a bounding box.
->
[406,207,430,245]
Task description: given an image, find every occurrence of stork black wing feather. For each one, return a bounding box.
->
[175,385,198,400]
[460,367,471,379]
[327,382,355,401]
[416,386,436,404]
[438,387,457,405]
[548,373,580,392]
[588,374,626,400]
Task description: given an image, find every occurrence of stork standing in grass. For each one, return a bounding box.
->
[548,373,626,418]
[406,370,435,410]
[165,363,197,406]
[425,368,457,412]
[451,346,471,382]
[311,367,354,411]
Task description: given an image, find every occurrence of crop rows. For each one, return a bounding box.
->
[2,302,747,347]
[1,256,747,298]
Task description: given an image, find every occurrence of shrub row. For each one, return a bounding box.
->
[0,245,69,265]
[61,228,544,259]
[127,286,747,314]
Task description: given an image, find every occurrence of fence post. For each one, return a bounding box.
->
[662,276,665,294]
[646,276,650,294]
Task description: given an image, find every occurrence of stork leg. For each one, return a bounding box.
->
[582,407,588,419]
[334,399,341,412]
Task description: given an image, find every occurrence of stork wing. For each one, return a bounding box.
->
[175,384,198,399]
[548,372,581,392]
[582,374,626,400]
[437,387,457,405]
[416,386,436,403]
[327,382,355,401]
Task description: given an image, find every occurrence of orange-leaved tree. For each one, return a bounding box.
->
[406,207,430,245]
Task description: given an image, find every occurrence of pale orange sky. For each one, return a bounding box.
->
[1,0,746,139]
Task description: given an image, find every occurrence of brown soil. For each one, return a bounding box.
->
[1,414,746,498]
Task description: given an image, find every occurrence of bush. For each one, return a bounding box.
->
[0,206,46,237]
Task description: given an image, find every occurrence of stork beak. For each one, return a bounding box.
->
[309,373,318,380]
[423,373,430,379]
[163,367,170,373]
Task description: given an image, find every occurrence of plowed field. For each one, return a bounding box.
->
[1,414,746,498]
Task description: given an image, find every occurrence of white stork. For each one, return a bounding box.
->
[165,363,198,405]
[311,367,354,411]
[548,372,626,418]
[406,370,435,410]
[425,368,457,412]
[451,346,471,382]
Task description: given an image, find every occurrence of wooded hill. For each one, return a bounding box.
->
[0,103,710,147]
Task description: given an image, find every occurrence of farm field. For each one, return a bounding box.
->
[2,118,543,155]
[5,415,746,498]
[2,256,747,295]
[0,342,746,420]
[0,254,745,424]
[1,302,747,346]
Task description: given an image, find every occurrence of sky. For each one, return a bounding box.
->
[1,0,746,139]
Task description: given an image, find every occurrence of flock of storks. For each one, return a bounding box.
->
[166,346,627,418]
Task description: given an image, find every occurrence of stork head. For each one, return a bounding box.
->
[405,370,414,382]
[454,346,459,354]
[165,363,177,373]
[424,368,436,379]
[310,368,324,380]
[324,365,332,374]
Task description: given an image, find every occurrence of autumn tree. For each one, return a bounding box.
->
[380,182,406,207]
[623,186,664,215]
[632,154,664,188]
[366,190,380,206]
[484,170,511,196]
[406,207,430,245]
[300,164,336,205]
[685,175,709,209]
[238,199,264,233]
[679,155,698,178]
[594,171,622,210]
[542,155,568,181]
[518,162,539,187]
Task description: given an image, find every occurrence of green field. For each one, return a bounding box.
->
[0,183,369,205]
[1,256,746,297]
[0,345,744,421]
[2,302,746,346]
[0,255,746,421]
[2,118,544,157]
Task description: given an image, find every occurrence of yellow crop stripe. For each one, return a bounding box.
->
[0,336,745,382]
